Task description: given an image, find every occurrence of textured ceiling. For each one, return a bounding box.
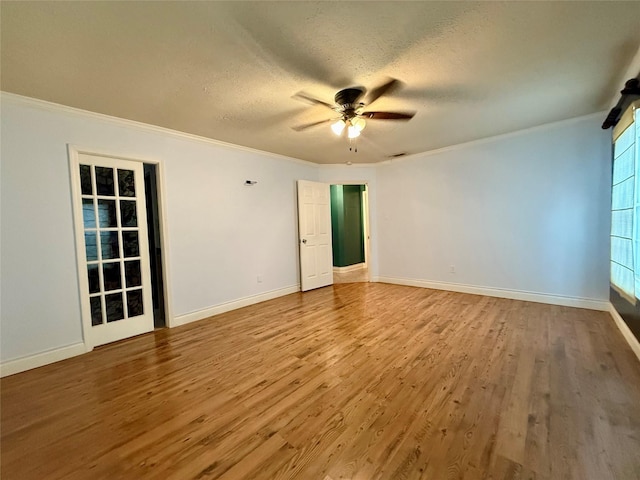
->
[2,1,640,164]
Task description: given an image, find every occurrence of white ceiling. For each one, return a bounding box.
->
[2,1,640,164]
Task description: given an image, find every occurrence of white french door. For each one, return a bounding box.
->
[72,153,154,348]
[297,180,333,291]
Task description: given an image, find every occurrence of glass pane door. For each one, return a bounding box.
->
[75,154,154,348]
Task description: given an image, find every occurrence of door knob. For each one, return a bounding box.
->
[301,239,307,244]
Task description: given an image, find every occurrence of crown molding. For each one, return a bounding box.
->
[2,92,608,170]
[319,162,379,168]
[375,111,607,166]
[0,91,317,168]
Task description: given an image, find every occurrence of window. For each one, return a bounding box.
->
[611,103,639,302]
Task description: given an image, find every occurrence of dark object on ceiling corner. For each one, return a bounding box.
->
[602,78,640,129]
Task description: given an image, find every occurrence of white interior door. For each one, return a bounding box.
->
[72,153,154,348]
[297,180,334,291]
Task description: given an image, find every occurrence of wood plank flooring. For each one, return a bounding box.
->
[2,283,640,479]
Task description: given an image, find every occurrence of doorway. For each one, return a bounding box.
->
[70,149,169,350]
[330,183,371,284]
[144,164,166,328]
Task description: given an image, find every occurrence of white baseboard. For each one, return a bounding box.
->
[1,286,300,376]
[0,342,88,378]
[333,263,366,274]
[374,276,610,311]
[172,284,300,327]
[609,304,640,362]
[2,282,617,377]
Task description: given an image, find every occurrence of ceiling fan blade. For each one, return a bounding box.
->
[362,111,416,120]
[291,118,334,131]
[292,91,335,109]
[365,78,401,105]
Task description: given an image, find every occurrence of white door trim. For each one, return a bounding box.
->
[67,146,174,351]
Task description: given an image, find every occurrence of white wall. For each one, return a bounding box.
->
[317,165,379,277]
[376,114,612,303]
[0,94,317,364]
[0,93,613,370]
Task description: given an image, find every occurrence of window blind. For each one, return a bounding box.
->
[611,119,637,300]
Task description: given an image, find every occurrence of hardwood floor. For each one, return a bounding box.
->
[2,283,640,480]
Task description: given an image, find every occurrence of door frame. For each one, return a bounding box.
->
[329,181,372,282]
[68,145,174,351]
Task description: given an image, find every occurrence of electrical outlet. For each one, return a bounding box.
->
[257,275,263,283]
[449,265,455,274]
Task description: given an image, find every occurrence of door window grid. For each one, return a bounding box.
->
[81,164,144,325]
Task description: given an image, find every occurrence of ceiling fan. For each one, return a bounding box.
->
[291,78,416,141]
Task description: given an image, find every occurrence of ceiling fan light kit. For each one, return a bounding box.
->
[351,117,366,131]
[292,78,416,152]
[331,119,346,135]
[347,124,360,139]
[331,117,366,138]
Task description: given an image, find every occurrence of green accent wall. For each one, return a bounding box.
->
[330,185,365,267]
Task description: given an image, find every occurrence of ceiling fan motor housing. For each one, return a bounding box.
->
[334,87,365,110]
